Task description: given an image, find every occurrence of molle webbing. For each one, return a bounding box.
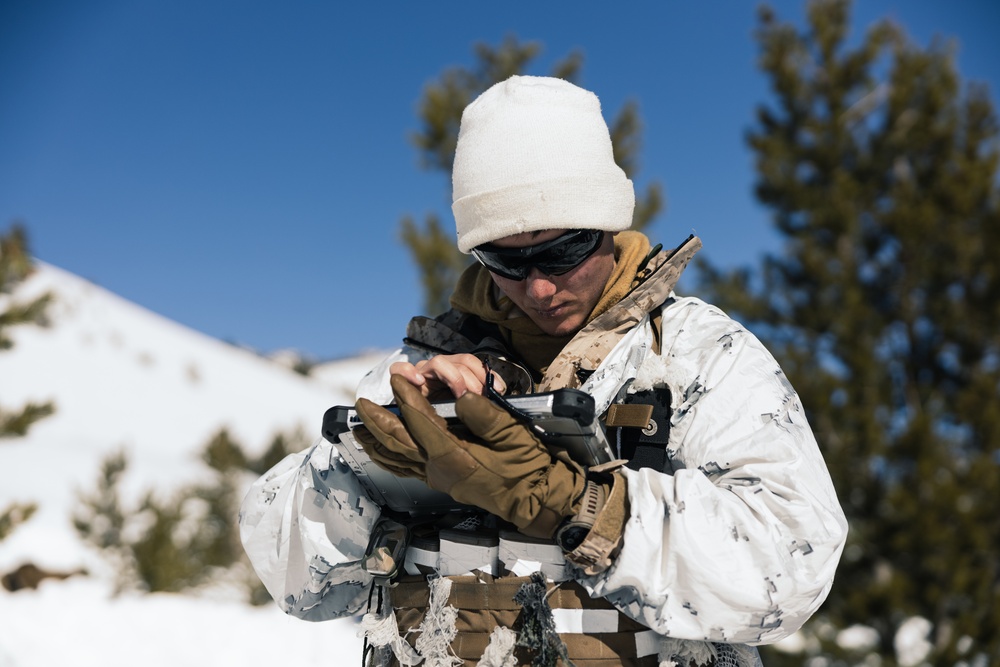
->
[389,575,659,667]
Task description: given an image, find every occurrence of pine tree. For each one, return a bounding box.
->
[74,426,307,600]
[0,224,55,438]
[697,1,1000,663]
[402,36,663,314]
[0,223,54,541]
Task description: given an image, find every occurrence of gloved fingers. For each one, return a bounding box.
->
[353,425,427,480]
[355,397,424,462]
[388,375,481,492]
[454,392,543,449]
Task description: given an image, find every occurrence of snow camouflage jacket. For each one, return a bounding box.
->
[239,236,848,666]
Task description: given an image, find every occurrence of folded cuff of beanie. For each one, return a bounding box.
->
[453,175,635,253]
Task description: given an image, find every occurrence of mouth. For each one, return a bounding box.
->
[534,303,568,319]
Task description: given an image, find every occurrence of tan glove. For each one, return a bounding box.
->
[356,375,586,538]
[352,421,428,481]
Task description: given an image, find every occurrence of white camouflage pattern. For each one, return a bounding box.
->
[240,258,847,655]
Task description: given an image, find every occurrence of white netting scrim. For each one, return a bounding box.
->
[657,639,763,667]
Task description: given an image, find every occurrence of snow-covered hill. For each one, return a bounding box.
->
[0,262,381,666]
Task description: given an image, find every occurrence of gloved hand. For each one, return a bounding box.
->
[352,414,428,482]
[356,375,586,538]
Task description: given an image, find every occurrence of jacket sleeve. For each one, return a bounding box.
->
[239,436,382,621]
[583,297,848,645]
[238,346,426,621]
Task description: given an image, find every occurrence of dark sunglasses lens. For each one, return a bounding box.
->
[474,253,530,280]
[535,232,603,275]
[474,230,602,280]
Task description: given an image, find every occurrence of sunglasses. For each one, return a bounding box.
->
[471,229,605,281]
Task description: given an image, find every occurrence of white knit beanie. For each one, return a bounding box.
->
[451,75,635,253]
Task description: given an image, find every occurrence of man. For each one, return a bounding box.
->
[240,76,847,667]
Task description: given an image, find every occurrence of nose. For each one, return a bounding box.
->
[524,267,558,301]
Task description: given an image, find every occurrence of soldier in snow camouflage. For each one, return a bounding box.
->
[240,75,847,667]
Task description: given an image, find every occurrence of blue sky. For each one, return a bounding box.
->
[2,1,998,360]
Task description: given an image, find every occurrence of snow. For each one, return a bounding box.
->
[0,578,364,667]
[0,263,373,665]
[836,624,880,652]
[894,616,933,667]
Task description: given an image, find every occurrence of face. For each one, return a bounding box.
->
[487,229,616,336]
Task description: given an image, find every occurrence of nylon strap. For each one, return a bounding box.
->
[605,404,654,428]
[391,576,603,611]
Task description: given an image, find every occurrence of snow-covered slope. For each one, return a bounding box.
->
[0,262,378,666]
